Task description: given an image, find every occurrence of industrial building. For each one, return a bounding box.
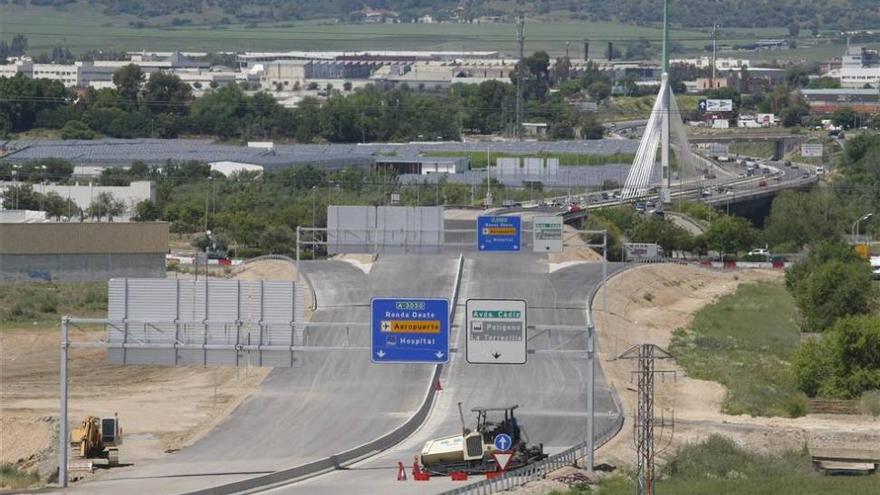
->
[0,221,169,281]
[822,46,880,88]
[374,156,469,175]
[1,139,637,175]
[799,88,880,114]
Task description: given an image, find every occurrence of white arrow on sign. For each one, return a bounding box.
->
[376,350,386,358]
[493,452,513,471]
[435,351,445,359]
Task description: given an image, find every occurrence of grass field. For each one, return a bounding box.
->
[598,94,702,122]
[0,464,40,491]
[668,280,808,417]
[730,141,776,159]
[0,2,786,56]
[555,435,879,495]
[0,282,107,326]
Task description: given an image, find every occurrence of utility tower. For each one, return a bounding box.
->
[619,343,675,495]
[515,15,525,141]
[659,0,671,203]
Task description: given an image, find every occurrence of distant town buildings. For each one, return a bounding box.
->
[822,45,880,88]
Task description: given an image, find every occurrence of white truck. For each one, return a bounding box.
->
[871,256,880,280]
[624,243,664,262]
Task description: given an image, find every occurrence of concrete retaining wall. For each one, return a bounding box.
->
[0,253,165,281]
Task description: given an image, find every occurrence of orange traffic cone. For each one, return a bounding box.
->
[435,379,443,391]
[397,461,407,481]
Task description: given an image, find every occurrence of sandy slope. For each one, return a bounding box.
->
[0,259,305,483]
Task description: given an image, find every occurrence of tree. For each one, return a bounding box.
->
[87,192,126,221]
[60,120,95,140]
[784,67,810,88]
[764,190,841,251]
[580,114,604,139]
[630,217,693,253]
[112,64,145,109]
[587,81,611,101]
[10,34,27,56]
[703,215,756,257]
[791,315,880,398]
[42,191,76,219]
[143,71,193,115]
[0,184,40,210]
[832,107,858,129]
[0,75,68,134]
[781,105,808,127]
[792,259,874,332]
[133,199,161,222]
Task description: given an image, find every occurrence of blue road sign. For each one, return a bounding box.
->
[371,298,449,364]
[477,216,521,252]
[494,433,513,452]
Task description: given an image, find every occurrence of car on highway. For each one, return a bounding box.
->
[748,248,770,257]
[758,180,767,187]
[801,172,810,179]
[701,188,712,197]
[634,201,646,212]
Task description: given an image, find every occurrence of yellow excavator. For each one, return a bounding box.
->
[70,414,122,465]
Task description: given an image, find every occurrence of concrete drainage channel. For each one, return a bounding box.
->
[184,253,465,495]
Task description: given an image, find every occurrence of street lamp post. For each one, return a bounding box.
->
[852,213,873,242]
[311,185,317,227]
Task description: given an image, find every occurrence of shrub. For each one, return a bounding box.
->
[791,315,880,398]
[59,120,96,140]
[792,259,874,332]
[0,463,40,489]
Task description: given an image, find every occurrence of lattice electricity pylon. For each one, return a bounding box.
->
[619,343,676,495]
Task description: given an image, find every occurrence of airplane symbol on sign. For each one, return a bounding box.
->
[381,320,391,332]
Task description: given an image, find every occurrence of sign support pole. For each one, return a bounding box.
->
[59,316,69,488]
[603,231,608,313]
[586,324,595,473]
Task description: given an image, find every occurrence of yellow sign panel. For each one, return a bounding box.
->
[487,227,517,235]
[391,320,441,334]
[855,244,869,260]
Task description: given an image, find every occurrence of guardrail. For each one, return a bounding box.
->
[185,254,465,495]
[437,264,627,495]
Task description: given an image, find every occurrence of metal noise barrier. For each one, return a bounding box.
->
[437,263,629,495]
[184,253,465,495]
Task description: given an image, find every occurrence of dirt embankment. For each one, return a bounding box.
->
[593,264,880,467]
[0,259,307,482]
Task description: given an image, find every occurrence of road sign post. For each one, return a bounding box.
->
[533,216,564,253]
[371,298,449,363]
[477,216,521,252]
[493,433,513,452]
[465,299,527,365]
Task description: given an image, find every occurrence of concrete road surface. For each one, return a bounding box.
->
[266,254,622,494]
[62,255,457,495]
